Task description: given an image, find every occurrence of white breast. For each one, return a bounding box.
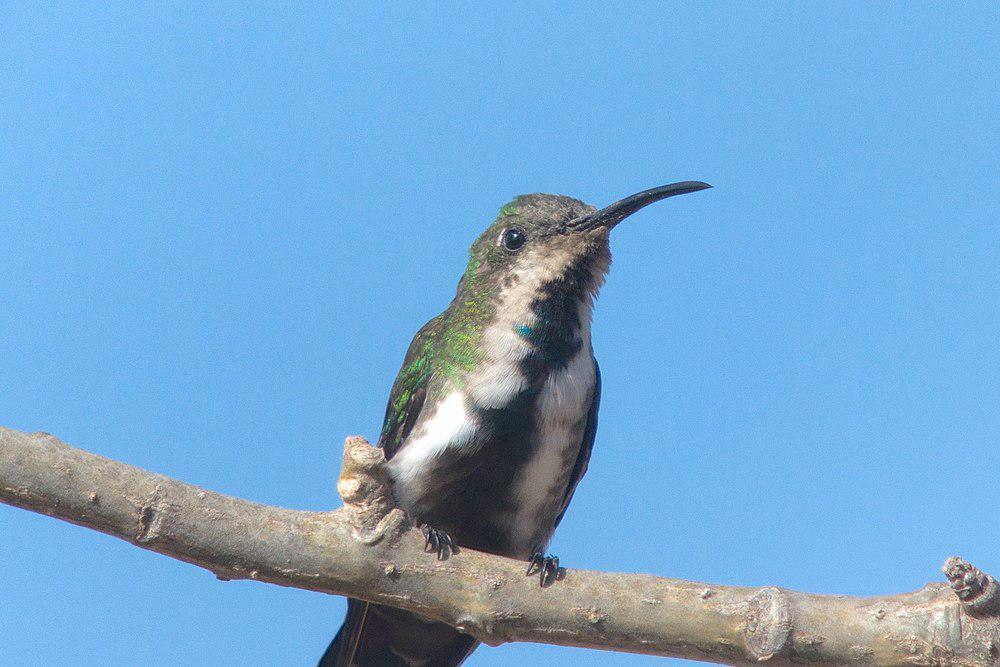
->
[387,390,476,511]
[507,346,597,552]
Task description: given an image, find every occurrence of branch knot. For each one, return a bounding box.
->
[943,557,1000,616]
[743,587,791,661]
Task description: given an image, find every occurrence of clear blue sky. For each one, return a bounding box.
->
[2,3,998,665]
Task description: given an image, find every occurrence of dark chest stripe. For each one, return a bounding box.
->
[521,255,598,370]
[406,388,540,554]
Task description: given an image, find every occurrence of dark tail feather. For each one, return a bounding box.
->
[319,597,479,667]
[319,599,370,666]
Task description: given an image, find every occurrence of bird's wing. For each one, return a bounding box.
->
[377,314,442,459]
[322,314,481,667]
[553,359,600,529]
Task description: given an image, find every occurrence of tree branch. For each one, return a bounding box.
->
[2,425,997,665]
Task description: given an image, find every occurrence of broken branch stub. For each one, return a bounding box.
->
[335,435,408,545]
[944,557,1000,618]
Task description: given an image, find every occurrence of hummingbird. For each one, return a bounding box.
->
[320,181,711,666]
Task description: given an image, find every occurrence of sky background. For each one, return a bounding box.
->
[2,3,998,665]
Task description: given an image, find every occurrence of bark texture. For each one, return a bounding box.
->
[2,425,998,665]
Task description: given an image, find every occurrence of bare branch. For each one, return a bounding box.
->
[2,425,998,665]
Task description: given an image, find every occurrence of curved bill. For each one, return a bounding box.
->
[569,181,712,231]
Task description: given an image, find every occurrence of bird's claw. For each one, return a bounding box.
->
[421,525,456,560]
[527,551,560,587]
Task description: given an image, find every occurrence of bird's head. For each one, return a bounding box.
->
[458,182,712,308]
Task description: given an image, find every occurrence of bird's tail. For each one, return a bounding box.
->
[319,598,479,667]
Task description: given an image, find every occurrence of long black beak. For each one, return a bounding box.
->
[570,181,712,231]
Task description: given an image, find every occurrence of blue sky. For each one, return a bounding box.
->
[2,3,998,665]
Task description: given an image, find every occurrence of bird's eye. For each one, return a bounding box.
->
[501,227,527,251]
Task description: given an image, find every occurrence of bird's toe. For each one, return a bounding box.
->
[527,550,561,587]
[421,525,457,560]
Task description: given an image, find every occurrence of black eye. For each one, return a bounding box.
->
[501,227,527,251]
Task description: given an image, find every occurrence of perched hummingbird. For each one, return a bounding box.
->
[320,181,711,666]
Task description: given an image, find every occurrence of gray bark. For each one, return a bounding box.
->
[2,425,998,665]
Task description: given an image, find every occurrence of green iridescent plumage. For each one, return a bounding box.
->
[377,315,439,455]
[377,199,524,453]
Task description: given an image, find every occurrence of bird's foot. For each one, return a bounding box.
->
[527,550,561,587]
[421,525,457,560]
